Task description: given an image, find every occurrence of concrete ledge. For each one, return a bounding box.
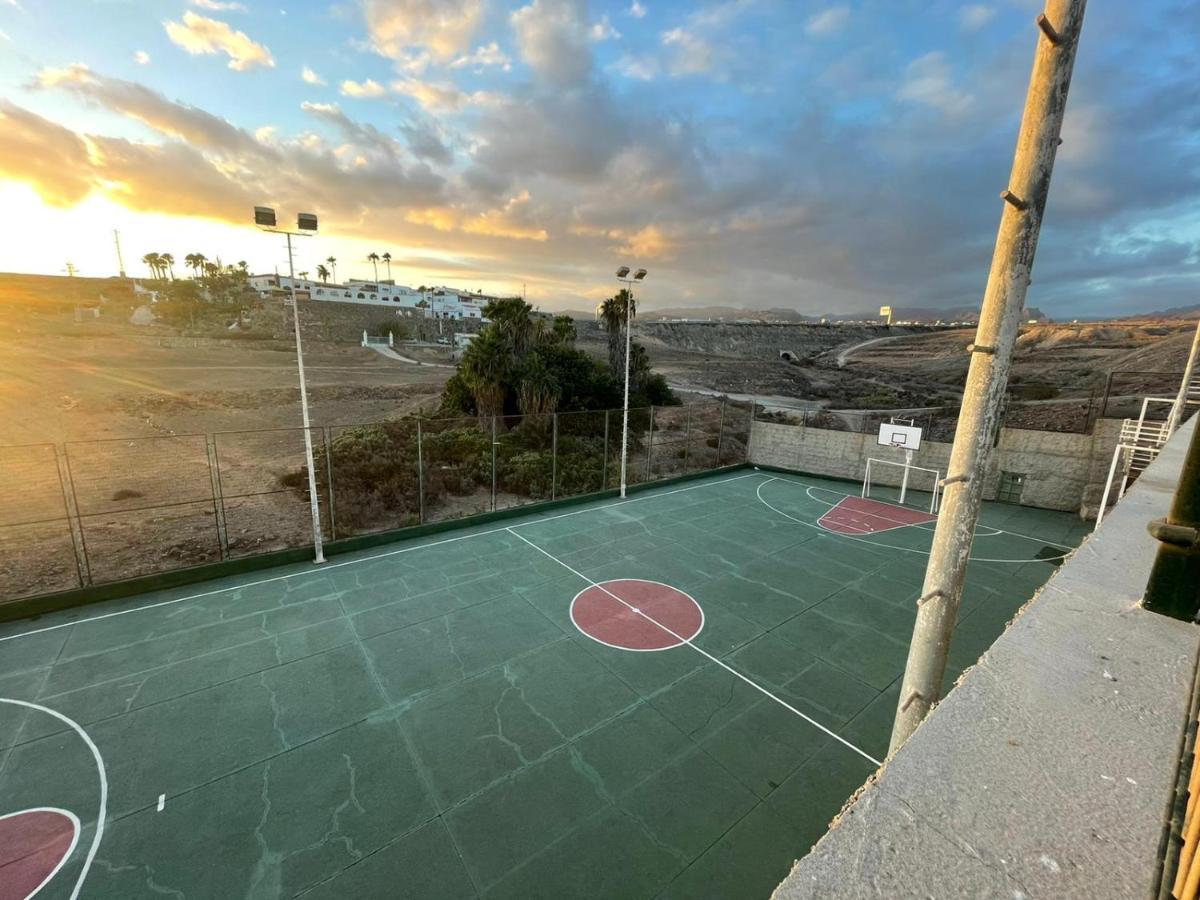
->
[774,418,1199,899]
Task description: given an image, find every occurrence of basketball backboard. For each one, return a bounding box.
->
[878,422,922,451]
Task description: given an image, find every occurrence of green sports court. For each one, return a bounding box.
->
[0,468,1089,899]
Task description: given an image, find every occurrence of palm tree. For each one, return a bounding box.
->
[459,328,511,419]
[381,252,392,280]
[326,256,337,283]
[159,253,175,279]
[142,252,162,279]
[482,297,534,356]
[367,252,380,282]
[517,352,560,417]
[204,261,219,278]
[298,271,309,281]
[597,289,635,375]
[316,264,330,283]
[550,315,576,343]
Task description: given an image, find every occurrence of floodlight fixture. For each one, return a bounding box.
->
[254,206,277,227]
[633,268,647,281]
[616,266,631,278]
[297,212,318,231]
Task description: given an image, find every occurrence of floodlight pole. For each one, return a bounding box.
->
[890,0,1088,754]
[616,270,644,497]
[260,221,325,564]
[619,279,634,497]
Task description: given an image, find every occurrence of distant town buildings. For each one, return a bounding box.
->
[248,275,491,320]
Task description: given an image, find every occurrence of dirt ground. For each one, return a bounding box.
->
[589,320,1198,417]
[0,330,449,445]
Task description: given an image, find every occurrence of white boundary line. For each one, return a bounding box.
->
[569,579,705,653]
[506,527,883,768]
[0,806,80,900]
[756,478,1071,564]
[0,700,106,900]
[0,472,761,646]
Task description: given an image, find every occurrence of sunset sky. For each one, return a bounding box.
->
[0,0,1196,316]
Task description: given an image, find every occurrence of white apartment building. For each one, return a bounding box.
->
[249,275,488,320]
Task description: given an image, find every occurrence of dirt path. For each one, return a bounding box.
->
[835,335,907,368]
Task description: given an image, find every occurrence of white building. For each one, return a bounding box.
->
[249,275,488,320]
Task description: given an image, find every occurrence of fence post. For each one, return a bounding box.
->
[715,401,726,466]
[891,0,1089,754]
[204,434,229,559]
[58,444,92,586]
[682,406,693,473]
[323,427,337,541]
[416,417,426,525]
[645,406,656,481]
[551,413,558,501]
[491,415,498,512]
[53,443,90,587]
[747,397,758,463]
[602,409,610,491]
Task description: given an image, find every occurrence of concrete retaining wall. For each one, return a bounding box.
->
[748,418,1124,515]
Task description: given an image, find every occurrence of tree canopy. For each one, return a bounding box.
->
[441,295,674,421]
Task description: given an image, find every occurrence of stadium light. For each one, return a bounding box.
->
[254,206,325,564]
[615,265,648,498]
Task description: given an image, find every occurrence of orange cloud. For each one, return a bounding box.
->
[164,12,274,71]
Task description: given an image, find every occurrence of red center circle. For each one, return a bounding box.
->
[570,580,704,651]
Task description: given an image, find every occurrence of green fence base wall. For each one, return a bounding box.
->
[1,464,750,627]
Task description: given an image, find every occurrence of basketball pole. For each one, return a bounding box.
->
[890,0,1087,754]
[900,448,913,506]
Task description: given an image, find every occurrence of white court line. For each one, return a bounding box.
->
[756,478,1071,564]
[0,699,106,900]
[0,472,761,646]
[506,527,883,768]
[569,579,706,653]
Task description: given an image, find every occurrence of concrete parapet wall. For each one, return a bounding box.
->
[748,418,1125,515]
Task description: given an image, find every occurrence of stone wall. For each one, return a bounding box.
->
[748,417,1125,515]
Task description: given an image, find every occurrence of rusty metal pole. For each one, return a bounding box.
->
[1143,419,1200,620]
[890,0,1089,754]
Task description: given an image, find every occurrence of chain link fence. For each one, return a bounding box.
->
[0,400,751,606]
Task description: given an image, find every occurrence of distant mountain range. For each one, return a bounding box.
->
[1123,304,1200,320]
